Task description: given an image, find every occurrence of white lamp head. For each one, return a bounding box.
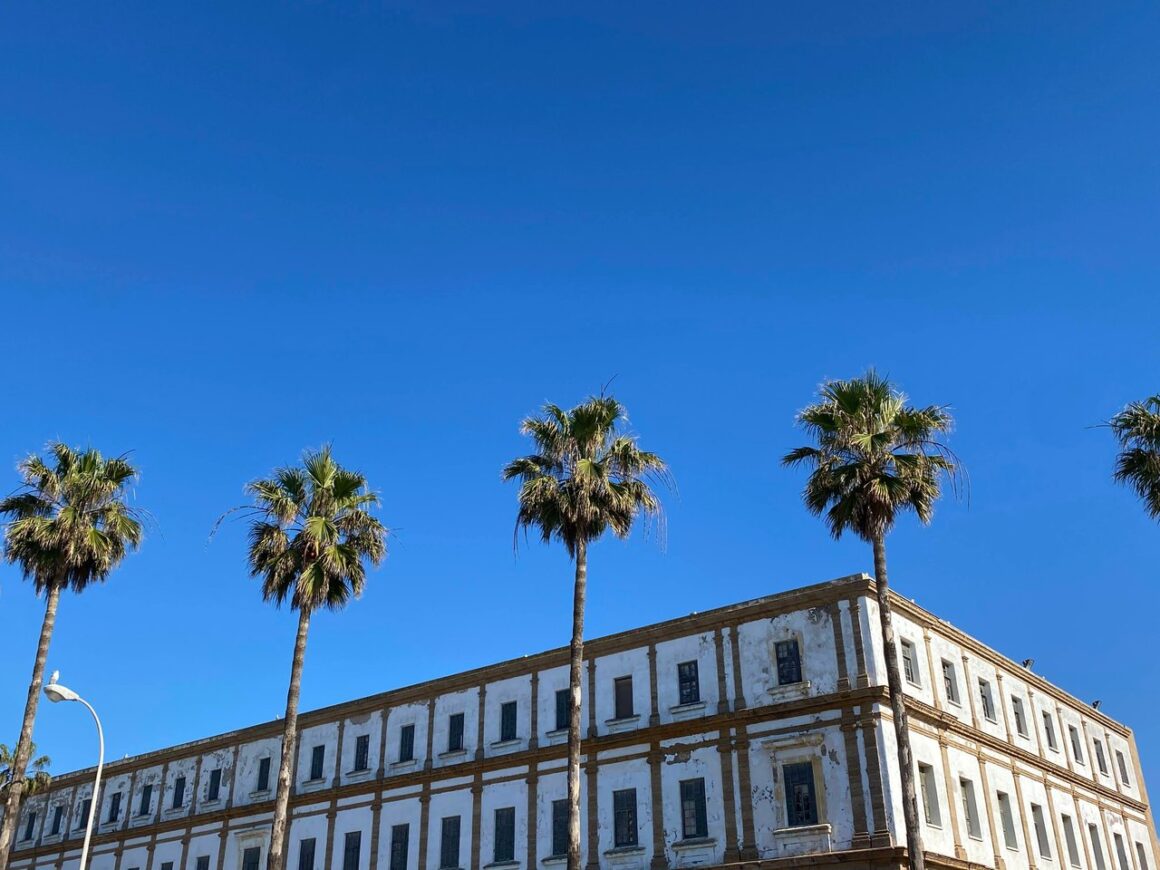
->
[44,673,80,703]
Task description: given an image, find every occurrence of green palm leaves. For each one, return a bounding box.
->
[244,445,387,612]
[783,370,958,543]
[0,444,143,594]
[503,396,669,555]
[0,744,51,803]
[1109,395,1160,521]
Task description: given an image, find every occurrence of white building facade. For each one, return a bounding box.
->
[8,574,1158,870]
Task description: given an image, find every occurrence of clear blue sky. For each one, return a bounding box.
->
[2,2,1158,791]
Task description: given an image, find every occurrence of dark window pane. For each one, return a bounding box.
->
[207,768,222,801]
[614,677,634,720]
[109,791,122,822]
[196,857,210,870]
[257,757,271,792]
[784,762,818,827]
[500,702,518,742]
[555,690,570,732]
[389,824,409,870]
[343,831,362,870]
[399,724,415,762]
[613,789,638,847]
[23,812,35,841]
[677,661,700,706]
[51,806,63,835]
[173,777,186,809]
[551,799,568,857]
[161,862,174,870]
[775,640,802,685]
[440,816,461,869]
[310,746,326,781]
[139,784,153,816]
[242,847,261,870]
[354,735,371,771]
[76,799,92,828]
[679,779,708,839]
[448,714,465,752]
[299,838,316,870]
[494,807,515,863]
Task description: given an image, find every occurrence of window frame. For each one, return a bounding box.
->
[448,713,465,753]
[918,763,941,828]
[613,676,635,720]
[677,660,701,706]
[783,761,819,828]
[399,724,416,762]
[550,799,568,858]
[1012,696,1028,737]
[389,824,409,870]
[554,689,570,732]
[1042,712,1059,752]
[172,776,186,809]
[978,678,996,722]
[257,756,272,792]
[353,734,371,772]
[1062,813,1081,868]
[1068,725,1085,766]
[499,701,518,743]
[775,639,803,686]
[612,788,639,848]
[299,838,317,870]
[959,778,982,840]
[941,659,960,705]
[439,816,461,870]
[1031,803,1052,859]
[343,830,362,870]
[493,807,516,863]
[900,639,921,687]
[996,791,1018,850]
[309,745,326,781]
[679,778,708,840]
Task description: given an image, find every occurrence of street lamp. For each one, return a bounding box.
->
[43,672,103,870]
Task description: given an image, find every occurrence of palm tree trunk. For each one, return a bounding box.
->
[566,539,587,870]
[873,536,925,870]
[0,582,62,870]
[267,607,311,870]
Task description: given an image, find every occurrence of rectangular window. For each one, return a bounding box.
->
[500,701,518,742]
[776,639,803,685]
[555,689,570,732]
[1095,739,1109,775]
[299,838,317,870]
[173,776,186,809]
[1031,803,1051,858]
[785,762,819,827]
[1137,842,1151,870]
[196,857,210,870]
[1012,697,1028,737]
[493,807,515,863]
[677,661,700,705]
[959,778,981,840]
[551,799,568,858]
[1115,833,1130,870]
[138,784,153,816]
[257,757,272,792]
[1069,726,1085,765]
[343,831,362,870]
[161,862,174,870]
[399,724,415,762]
[207,768,222,801]
[1062,814,1081,868]
[1116,750,1131,785]
[941,660,960,705]
[439,816,461,869]
[76,798,92,828]
[614,676,634,720]
[310,745,325,780]
[109,791,122,822]
[919,764,941,827]
[23,812,36,841]
[389,824,409,870]
[1043,713,1058,751]
[997,792,1018,850]
[978,679,996,722]
[901,639,920,686]
[613,788,638,847]
[679,778,708,839]
[354,734,371,771]
[242,847,261,870]
[50,805,63,836]
[1091,824,1107,870]
[448,714,465,752]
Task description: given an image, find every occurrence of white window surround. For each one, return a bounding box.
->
[668,701,708,721]
[603,714,641,734]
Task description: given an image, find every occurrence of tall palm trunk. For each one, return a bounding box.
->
[566,539,587,870]
[873,536,925,870]
[267,607,311,870]
[0,582,62,870]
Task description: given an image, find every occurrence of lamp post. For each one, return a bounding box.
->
[43,673,103,870]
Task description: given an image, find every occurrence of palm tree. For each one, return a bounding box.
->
[1109,395,1160,521]
[783,371,958,870]
[240,446,387,870]
[0,444,141,870]
[0,744,51,804]
[503,396,668,870]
